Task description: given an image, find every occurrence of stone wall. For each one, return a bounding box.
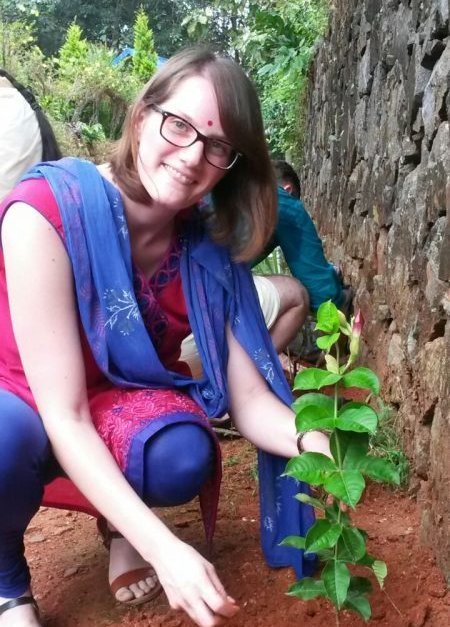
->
[301,0,450,579]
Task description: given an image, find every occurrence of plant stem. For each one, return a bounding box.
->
[383,589,403,616]
[334,342,342,530]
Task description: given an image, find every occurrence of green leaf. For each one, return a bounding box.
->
[315,548,335,560]
[356,552,376,566]
[295,492,326,510]
[342,367,380,394]
[324,470,365,508]
[292,393,334,414]
[288,577,326,600]
[284,453,337,485]
[357,456,401,485]
[316,332,340,350]
[322,560,350,609]
[315,301,340,333]
[330,430,369,469]
[336,527,366,563]
[324,354,340,373]
[349,576,373,594]
[372,560,388,588]
[304,520,342,553]
[293,368,342,391]
[295,405,335,432]
[336,403,378,434]
[344,592,372,621]
[279,535,306,549]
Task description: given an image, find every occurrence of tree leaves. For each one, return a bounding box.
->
[292,392,334,414]
[372,560,388,588]
[335,527,367,563]
[284,299,394,623]
[330,430,369,468]
[288,577,326,601]
[294,368,342,390]
[322,561,350,609]
[323,470,365,508]
[357,456,401,485]
[337,402,378,434]
[315,300,340,333]
[317,332,340,351]
[284,453,336,485]
[279,535,306,549]
[295,492,326,510]
[341,367,380,394]
[304,520,342,553]
[295,405,335,432]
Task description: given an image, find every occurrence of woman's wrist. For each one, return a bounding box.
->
[297,430,331,458]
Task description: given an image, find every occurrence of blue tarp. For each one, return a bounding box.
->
[112,48,167,67]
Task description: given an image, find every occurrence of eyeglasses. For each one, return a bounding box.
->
[150,104,241,170]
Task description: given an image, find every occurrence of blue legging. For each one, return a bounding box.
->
[0,389,215,597]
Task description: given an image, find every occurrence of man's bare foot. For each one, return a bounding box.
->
[0,593,41,627]
[108,531,160,604]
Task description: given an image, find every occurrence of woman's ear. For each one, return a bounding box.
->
[135,107,147,144]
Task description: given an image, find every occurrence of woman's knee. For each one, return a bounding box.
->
[0,391,50,496]
[143,422,215,507]
[0,391,48,452]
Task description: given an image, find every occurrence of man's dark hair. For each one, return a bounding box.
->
[0,69,62,161]
[272,159,301,199]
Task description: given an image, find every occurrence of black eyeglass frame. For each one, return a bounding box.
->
[150,104,241,170]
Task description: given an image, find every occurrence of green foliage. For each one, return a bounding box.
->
[132,7,157,82]
[58,23,88,70]
[3,0,330,159]
[2,13,144,157]
[182,0,329,158]
[369,401,410,486]
[0,17,38,73]
[237,0,329,159]
[283,301,401,622]
[252,247,290,275]
[43,23,141,146]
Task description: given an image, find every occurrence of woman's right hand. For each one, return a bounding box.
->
[151,537,239,626]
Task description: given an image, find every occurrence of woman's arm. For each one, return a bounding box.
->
[2,203,237,627]
[226,326,331,458]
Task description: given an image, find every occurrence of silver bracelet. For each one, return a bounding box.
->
[296,432,307,452]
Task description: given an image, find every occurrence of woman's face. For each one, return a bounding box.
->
[136,74,230,212]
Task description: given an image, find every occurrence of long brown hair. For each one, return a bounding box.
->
[110,47,276,262]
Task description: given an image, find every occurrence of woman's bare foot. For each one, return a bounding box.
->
[0,593,41,627]
[108,531,160,604]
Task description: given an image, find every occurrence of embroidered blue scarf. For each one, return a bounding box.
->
[23,157,316,578]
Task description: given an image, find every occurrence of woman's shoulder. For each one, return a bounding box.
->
[0,177,63,237]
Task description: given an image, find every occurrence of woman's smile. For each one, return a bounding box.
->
[162,163,196,186]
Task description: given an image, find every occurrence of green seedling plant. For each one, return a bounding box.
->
[282,301,400,623]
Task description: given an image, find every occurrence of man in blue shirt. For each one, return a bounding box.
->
[250,160,348,356]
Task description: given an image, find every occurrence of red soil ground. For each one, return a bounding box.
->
[26,437,449,627]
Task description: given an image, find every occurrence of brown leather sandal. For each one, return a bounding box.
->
[97,517,163,606]
[0,596,39,617]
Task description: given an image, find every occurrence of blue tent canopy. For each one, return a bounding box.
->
[112,48,167,67]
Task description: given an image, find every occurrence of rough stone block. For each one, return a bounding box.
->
[422,41,450,140]
[301,0,450,578]
[421,38,446,69]
[438,213,450,281]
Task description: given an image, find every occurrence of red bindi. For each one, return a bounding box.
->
[207,120,213,126]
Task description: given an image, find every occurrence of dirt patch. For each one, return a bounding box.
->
[27,438,449,626]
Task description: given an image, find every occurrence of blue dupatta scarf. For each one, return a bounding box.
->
[23,157,316,578]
